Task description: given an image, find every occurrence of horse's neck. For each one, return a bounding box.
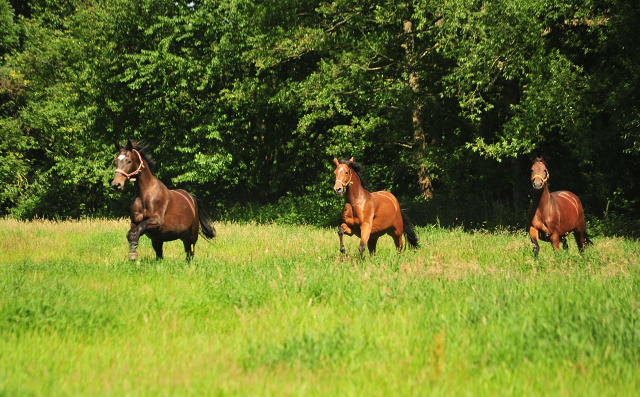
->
[346,172,367,204]
[532,184,553,214]
[134,165,163,199]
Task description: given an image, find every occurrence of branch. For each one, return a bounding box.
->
[418,43,440,59]
[324,15,353,34]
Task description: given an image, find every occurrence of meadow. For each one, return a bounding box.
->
[0,218,639,396]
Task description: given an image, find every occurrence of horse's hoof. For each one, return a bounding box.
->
[129,252,138,261]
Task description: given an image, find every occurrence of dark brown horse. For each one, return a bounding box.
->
[111,141,216,260]
[527,156,591,257]
[333,157,419,258]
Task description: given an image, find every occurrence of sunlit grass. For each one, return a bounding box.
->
[0,219,639,396]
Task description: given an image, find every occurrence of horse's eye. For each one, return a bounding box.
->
[127,160,132,164]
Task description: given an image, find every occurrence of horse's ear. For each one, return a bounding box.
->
[540,154,548,164]
[114,141,122,151]
[333,158,339,166]
[349,157,354,163]
[125,140,133,150]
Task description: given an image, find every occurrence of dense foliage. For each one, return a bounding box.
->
[1,0,639,225]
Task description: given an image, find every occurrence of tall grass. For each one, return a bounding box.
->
[0,219,638,396]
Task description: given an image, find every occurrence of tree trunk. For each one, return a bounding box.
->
[404,19,433,199]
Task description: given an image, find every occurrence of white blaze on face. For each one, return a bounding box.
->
[118,154,126,160]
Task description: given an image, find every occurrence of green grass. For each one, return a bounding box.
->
[0,218,639,396]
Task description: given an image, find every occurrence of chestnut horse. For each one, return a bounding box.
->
[111,140,216,260]
[333,157,419,258]
[527,156,591,257]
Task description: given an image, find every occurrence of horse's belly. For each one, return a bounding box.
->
[371,219,395,234]
[350,225,362,237]
[144,228,183,242]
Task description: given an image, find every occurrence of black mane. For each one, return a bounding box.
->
[125,140,157,171]
[530,154,548,164]
[339,158,368,189]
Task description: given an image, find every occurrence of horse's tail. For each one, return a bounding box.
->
[401,208,419,249]
[584,232,594,246]
[195,198,216,239]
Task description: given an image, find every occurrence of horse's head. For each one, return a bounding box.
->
[111,140,144,190]
[333,157,354,196]
[530,156,549,190]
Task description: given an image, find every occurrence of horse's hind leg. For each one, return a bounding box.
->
[574,229,587,252]
[183,240,195,261]
[152,240,164,260]
[392,233,403,253]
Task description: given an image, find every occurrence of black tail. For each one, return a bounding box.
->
[401,209,419,249]
[584,232,593,246]
[195,198,216,239]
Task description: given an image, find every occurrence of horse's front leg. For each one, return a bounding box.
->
[152,240,164,260]
[359,222,372,259]
[529,226,541,258]
[367,235,379,255]
[561,236,568,250]
[127,217,162,260]
[338,223,356,253]
[338,204,357,254]
[127,221,147,260]
[338,225,346,254]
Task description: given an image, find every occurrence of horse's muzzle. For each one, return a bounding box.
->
[334,187,345,196]
[111,180,124,191]
[532,179,544,190]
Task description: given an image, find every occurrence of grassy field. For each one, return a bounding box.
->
[0,218,639,396]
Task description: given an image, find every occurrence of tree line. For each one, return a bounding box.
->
[1,0,639,226]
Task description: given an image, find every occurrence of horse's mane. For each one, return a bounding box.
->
[531,154,549,164]
[339,158,368,190]
[125,140,157,171]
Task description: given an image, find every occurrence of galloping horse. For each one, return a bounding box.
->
[333,157,419,258]
[527,156,591,257]
[111,140,216,260]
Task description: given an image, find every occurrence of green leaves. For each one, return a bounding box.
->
[1,0,639,218]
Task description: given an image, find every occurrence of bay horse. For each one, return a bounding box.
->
[527,156,591,257]
[333,157,419,258]
[110,140,216,260]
